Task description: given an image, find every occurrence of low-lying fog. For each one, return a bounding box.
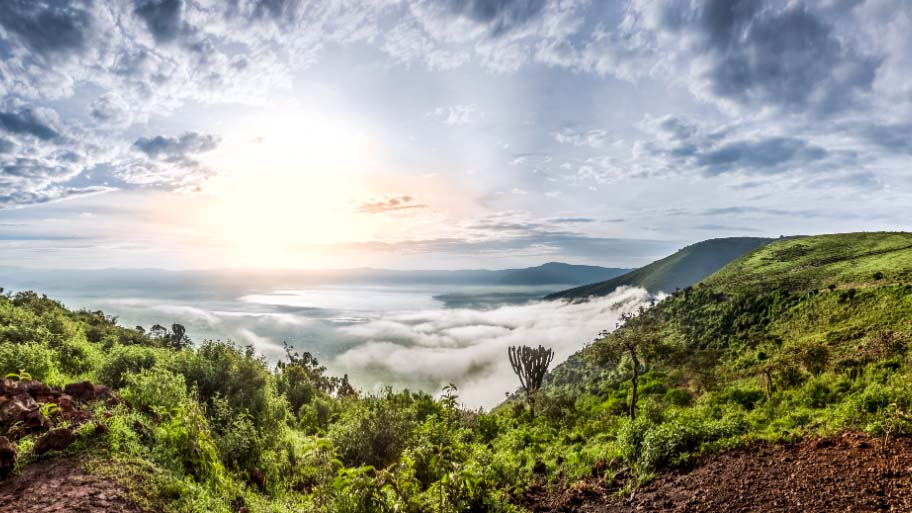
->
[0,271,656,408]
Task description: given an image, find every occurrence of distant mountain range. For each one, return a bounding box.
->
[544,237,776,300]
[0,262,632,299]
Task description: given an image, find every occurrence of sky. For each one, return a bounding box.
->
[1,0,911,270]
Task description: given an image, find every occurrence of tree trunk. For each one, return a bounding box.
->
[629,350,640,420]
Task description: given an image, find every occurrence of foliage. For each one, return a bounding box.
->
[3,231,912,511]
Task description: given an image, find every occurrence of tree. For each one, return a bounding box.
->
[594,307,665,420]
[507,345,554,419]
[168,323,192,350]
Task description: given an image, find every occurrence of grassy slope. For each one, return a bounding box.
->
[545,237,774,299]
[703,231,912,292]
[546,231,912,404]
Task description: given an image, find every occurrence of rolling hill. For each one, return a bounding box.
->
[544,236,775,300]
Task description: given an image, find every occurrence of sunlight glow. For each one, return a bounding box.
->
[198,112,381,267]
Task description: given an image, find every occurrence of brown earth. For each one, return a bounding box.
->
[527,433,912,513]
[0,457,144,513]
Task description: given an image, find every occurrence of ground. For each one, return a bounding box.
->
[527,433,912,513]
[0,457,145,513]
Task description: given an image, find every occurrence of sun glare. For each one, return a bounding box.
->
[197,112,381,267]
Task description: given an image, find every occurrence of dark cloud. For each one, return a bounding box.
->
[696,137,828,176]
[356,195,427,214]
[0,139,15,154]
[646,0,880,116]
[0,110,60,141]
[0,0,90,59]
[858,122,912,155]
[134,0,184,43]
[549,217,595,224]
[437,0,547,37]
[132,132,219,160]
[642,115,839,177]
[0,185,112,208]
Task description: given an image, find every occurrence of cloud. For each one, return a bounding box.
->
[431,0,548,38]
[355,195,427,214]
[549,217,595,224]
[0,109,60,141]
[332,286,657,407]
[636,115,850,178]
[553,127,610,148]
[134,0,184,43]
[132,132,219,160]
[428,104,483,126]
[0,0,91,60]
[579,0,881,118]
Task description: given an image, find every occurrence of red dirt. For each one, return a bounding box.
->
[0,457,145,513]
[527,433,912,513]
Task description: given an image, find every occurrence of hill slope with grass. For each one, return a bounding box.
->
[1,231,911,512]
[545,237,775,300]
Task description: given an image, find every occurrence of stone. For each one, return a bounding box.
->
[33,428,77,455]
[64,382,97,402]
[0,436,17,478]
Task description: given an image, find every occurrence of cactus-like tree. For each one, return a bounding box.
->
[508,345,554,418]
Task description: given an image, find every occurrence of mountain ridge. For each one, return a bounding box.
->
[544,236,776,300]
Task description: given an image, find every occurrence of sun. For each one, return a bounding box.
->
[194,111,381,267]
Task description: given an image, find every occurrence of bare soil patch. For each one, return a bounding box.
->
[527,433,912,512]
[0,457,145,513]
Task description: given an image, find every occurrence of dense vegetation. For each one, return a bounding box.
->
[545,236,773,299]
[2,232,912,512]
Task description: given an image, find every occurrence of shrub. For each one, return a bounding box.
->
[123,368,188,413]
[96,345,160,388]
[329,394,417,469]
[720,386,765,410]
[664,388,694,407]
[0,342,58,383]
[54,337,103,378]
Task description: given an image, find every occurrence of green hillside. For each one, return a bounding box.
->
[545,237,774,300]
[1,232,911,512]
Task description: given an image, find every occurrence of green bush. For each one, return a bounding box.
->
[329,393,418,469]
[97,345,160,388]
[55,337,103,378]
[123,368,188,413]
[0,341,59,383]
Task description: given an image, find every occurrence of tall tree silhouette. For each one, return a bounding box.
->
[508,345,554,418]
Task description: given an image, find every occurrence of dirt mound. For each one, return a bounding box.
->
[0,457,144,513]
[0,378,114,476]
[528,433,912,512]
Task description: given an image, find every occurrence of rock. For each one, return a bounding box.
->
[64,381,97,402]
[249,467,266,491]
[0,392,47,437]
[0,436,17,478]
[33,428,77,455]
[93,385,115,402]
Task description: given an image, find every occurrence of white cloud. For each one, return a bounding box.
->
[332,286,657,408]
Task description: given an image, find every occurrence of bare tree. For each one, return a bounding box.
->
[508,345,554,418]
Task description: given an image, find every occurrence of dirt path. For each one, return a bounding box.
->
[527,433,912,513]
[0,457,145,513]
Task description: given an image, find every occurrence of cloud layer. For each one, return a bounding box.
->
[332,286,655,408]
